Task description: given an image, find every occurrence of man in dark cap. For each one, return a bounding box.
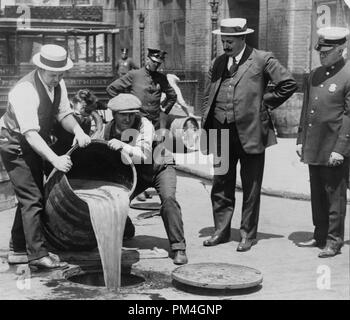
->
[115,48,138,78]
[107,48,177,130]
[296,27,350,258]
[99,93,188,265]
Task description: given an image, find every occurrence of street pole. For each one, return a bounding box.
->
[209,0,220,60]
[138,12,145,67]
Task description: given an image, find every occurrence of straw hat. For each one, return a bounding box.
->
[32,44,73,72]
[213,18,254,36]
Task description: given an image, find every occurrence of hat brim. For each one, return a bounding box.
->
[32,53,73,72]
[149,57,163,63]
[212,28,254,35]
[315,44,336,52]
[113,109,140,113]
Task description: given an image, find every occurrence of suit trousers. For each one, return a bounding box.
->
[0,141,48,261]
[131,164,186,251]
[309,160,348,248]
[211,118,265,240]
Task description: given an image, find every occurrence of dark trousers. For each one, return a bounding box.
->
[309,160,348,248]
[131,164,186,251]
[211,118,265,240]
[0,141,48,261]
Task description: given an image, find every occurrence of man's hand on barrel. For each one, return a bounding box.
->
[72,131,91,148]
[107,138,125,151]
[52,155,73,173]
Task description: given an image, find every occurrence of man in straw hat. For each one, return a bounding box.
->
[100,93,188,265]
[0,44,91,268]
[296,27,350,258]
[201,18,297,252]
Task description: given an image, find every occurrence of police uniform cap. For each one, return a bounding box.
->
[121,48,128,53]
[147,48,167,63]
[107,94,141,113]
[315,27,350,52]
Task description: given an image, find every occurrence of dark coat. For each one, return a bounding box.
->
[297,58,350,165]
[201,47,297,154]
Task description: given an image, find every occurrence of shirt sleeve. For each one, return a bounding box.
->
[122,117,154,164]
[8,81,41,134]
[56,79,73,122]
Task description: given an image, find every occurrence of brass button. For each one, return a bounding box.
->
[308,123,312,127]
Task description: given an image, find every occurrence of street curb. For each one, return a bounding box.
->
[175,164,312,202]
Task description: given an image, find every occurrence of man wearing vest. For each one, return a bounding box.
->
[296,27,350,258]
[101,93,188,265]
[201,18,297,252]
[0,44,91,268]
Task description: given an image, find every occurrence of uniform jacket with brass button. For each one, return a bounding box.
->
[106,67,177,126]
[201,46,297,154]
[297,59,350,165]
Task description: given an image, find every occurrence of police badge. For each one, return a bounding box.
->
[329,84,337,92]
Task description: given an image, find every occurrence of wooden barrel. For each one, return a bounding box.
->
[42,140,136,251]
[163,114,200,153]
[272,92,303,138]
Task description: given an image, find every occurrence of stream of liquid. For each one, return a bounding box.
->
[69,179,130,291]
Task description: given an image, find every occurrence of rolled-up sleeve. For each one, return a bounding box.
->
[56,79,73,122]
[8,82,40,134]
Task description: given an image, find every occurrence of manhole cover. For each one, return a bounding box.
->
[130,202,161,211]
[172,263,263,289]
[68,271,145,288]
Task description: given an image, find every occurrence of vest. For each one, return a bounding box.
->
[214,67,237,124]
[2,70,61,148]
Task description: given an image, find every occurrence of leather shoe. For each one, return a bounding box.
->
[203,234,229,247]
[297,239,325,248]
[318,246,340,258]
[29,255,68,269]
[173,250,188,265]
[236,238,255,252]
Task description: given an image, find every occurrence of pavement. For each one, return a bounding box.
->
[0,137,349,301]
[174,137,311,201]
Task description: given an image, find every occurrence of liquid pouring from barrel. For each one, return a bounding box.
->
[43,140,137,290]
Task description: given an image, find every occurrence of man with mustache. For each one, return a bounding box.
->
[201,18,297,252]
[296,27,350,258]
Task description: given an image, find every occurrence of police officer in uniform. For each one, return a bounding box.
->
[107,48,177,130]
[115,48,138,78]
[0,44,91,268]
[296,27,350,258]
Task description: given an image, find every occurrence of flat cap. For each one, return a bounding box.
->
[315,27,350,51]
[107,94,141,113]
[147,48,167,63]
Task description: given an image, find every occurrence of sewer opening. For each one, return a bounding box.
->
[68,272,145,288]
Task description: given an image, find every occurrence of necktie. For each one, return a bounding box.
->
[228,57,238,74]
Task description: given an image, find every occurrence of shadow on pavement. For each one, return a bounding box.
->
[288,231,314,245]
[123,235,170,252]
[172,280,262,297]
[199,227,283,242]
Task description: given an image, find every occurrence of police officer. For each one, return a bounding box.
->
[107,48,177,130]
[115,48,138,78]
[296,27,350,258]
[0,44,91,268]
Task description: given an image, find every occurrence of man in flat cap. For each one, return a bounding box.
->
[296,27,350,258]
[107,48,177,130]
[115,48,138,78]
[201,18,297,252]
[100,93,188,265]
[0,44,91,268]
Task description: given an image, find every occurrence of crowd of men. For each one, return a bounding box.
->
[0,17,349,270]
